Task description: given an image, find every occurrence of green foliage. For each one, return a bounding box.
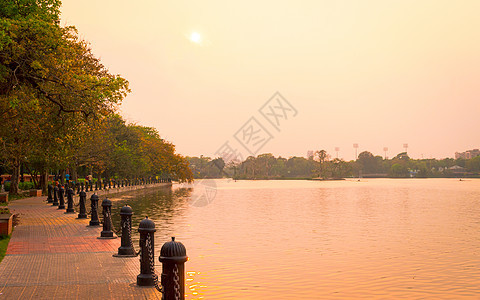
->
[466,156,480,172]
[0,234,11,263]
[3,181,34,191]
[187,156,226,178]
[390,163,408,177]
[187,152,480,180]
[73,114,193,183]
[357,151,384,174]
[0,0,193,192]
[0,0,61,22]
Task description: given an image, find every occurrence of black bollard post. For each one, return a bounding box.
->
[81,182,84,192]
[52,185,59,206]
[64,183,68,198]
[113,205,136,257]
[89,194,100,226]
[99,198,116,239]
[104,181,107,190]
[58,185,66,209]
[95,180,98,191]
[89,181,93,192]
[77,189,87,219]
[99,179,102,190]
[108,180,111,189]
[160,237,188,299]
[137,217,157,287]
[47,184,53,203]
[65,187,75,213]
[113,180,116,188]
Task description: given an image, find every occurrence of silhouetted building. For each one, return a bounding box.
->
[455,149,480,159]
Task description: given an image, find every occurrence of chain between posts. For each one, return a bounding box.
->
[103,208,122,237]
[145,234,163,293]
[173,264,181,300]
[123,217,140,256]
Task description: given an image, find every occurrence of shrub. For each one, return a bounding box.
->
[3,181,35,191]
[19,182,35,190]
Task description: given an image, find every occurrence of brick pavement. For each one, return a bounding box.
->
[0,193,164,299]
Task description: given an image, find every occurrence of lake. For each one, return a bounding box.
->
[109,178,480,299]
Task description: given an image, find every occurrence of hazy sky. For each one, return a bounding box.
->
[60,0,480,160]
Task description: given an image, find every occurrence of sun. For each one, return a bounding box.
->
[189,32,202,44]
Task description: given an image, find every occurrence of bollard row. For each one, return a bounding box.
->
[136,216,187,299]
[46,184,186,299]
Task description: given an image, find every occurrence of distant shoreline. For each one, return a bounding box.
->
[196,176,480,181]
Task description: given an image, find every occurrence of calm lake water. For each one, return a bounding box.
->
[109,179,480,299]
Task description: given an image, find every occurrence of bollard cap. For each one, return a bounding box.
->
[138,216,156,232]
[90,194,99,201]
[102,198,112,207]
[120,205,133,215]
[79,190,86,196]
[159,237,188,263]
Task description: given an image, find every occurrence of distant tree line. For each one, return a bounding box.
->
[187,151,480,180]
[0,0,192,194]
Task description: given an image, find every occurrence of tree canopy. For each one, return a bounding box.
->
[187,151,480,180]
[0,0,192,193]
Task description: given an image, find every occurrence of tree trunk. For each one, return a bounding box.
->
[60,169,65,184]
[9,158,20,195]
[40,169,48,194]
[71,165,78,183]
[26,165,39,189]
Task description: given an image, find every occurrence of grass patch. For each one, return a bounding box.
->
[0,234,11,263]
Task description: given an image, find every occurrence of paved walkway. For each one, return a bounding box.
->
[0,189,166,299]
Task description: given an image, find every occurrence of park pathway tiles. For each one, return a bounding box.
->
[0,195,162,299]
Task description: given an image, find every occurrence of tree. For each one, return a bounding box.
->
[211,158,225,177]
[357,151,384,174]
[390,163,408,177]
[315,150,328,178]
[0,0,129,194]
[466,156,480,173]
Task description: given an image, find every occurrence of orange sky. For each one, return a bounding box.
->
[60,0,480,160]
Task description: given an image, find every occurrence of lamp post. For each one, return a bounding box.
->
[353,143,359,160]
